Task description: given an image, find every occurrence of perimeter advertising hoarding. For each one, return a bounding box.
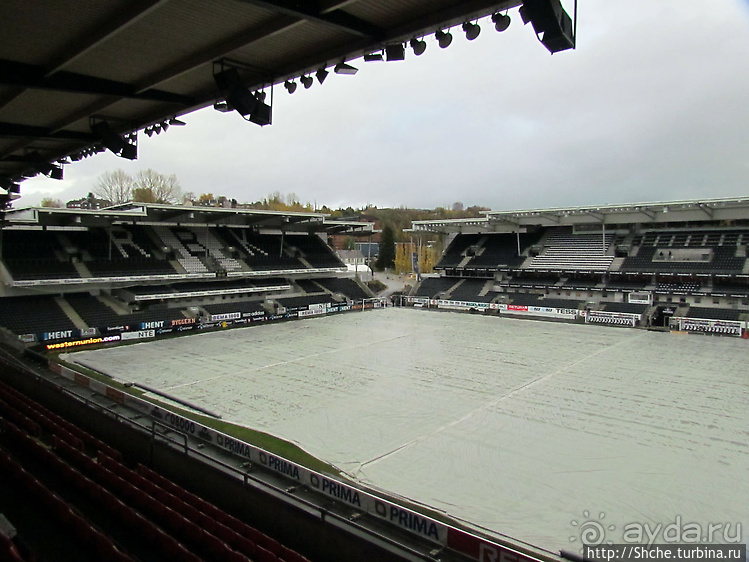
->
[436,300,490,310]
[45,334,122,350]
[54,363,541,562]
[495,303,578,319]
[585,311,638,327]
[418,299,579,319]
[209,312,241,322]
[120,329,156,341]
[673,317,744,336]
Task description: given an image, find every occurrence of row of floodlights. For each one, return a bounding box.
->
[144,117,186,137]
[66,115,186,165]
[282,12,511,93]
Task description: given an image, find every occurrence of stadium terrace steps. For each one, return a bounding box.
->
[313,277,371,300]
[434,234,482,269]
[413,277,465,299]
[1,226,344,284]
[0,296,77,336]
[152,226,211,274]
[601,301,650,314]
[179,226,244,272]
[449,279,495,302]
[435,232,542,271]
[55,296,88,330]
[285,235,344,268]
[526,230,614,271]
[684,306,742,321]
[457,255,473,267]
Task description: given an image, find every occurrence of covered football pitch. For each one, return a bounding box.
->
[65,308,749,551]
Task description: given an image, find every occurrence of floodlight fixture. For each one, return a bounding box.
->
[90,120,126,154]
[519,0,576,53]
[435,30,453,49]
[0,176,18,191]
[212,60,274,126]
[161,121,170,132]
[213,66,259,116]
[363,51,384,62]
[25,151,53,176]
[153,123,162,134]
[145,126,154,137]
[169,117,187,126]
[334,62,358,75]
[410,38,427,56]
[492,12,511,32]
[120,143,138,160]
[316,67,329,84]
[385,44,405,61]
[50,166,64,180]
[300,75,313,89]
[249,101,271,126]
[463,21,481,40]
[213,101,232,112]
[284,80,297,93]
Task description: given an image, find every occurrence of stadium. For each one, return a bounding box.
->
[1,196,748,561]
[1,2,748,562]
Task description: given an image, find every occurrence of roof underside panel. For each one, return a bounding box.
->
[0,90,103,129]
[64,1,277,83]
[346,0,456,28]
[0,1,124,65]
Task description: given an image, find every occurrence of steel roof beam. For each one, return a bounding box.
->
[232,0,384,39]
[0,60,194,105]
[134,16,299,93]
[0,122,97,142]
[0,1,170,112]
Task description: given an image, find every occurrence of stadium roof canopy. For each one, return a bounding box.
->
[3,202,374,233]
[411,197,749,233]
[0,0,526,199]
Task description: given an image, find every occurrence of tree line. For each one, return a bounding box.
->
[94,169,182,205]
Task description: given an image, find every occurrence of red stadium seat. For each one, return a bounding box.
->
[0,534,25,562]
[234,534,258,558]
[225,547,252,562]
[257,545,280,562]
[193,511,219,535]
[279,547,312,562]
[258,534,281,556]
[200,532,231,560]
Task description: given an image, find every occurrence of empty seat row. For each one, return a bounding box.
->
[135,464,309,562]
[0,381,121,460]
[54,439,244,561]
[600,301,649,314]
[413,277,459,298]
[314,277,370,300]
[0,424,135,562]
[685,307,741,321]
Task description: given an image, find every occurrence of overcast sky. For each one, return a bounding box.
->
[17,0,749,212]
